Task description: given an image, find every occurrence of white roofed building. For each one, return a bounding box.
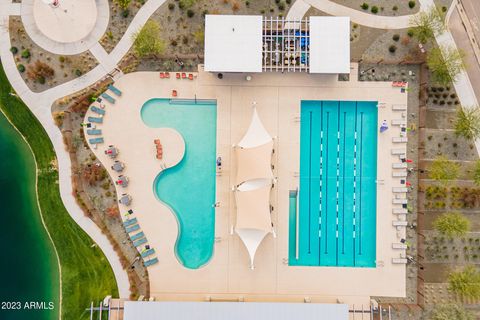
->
[204,15,350,74]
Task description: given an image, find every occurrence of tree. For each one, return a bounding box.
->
[132,20,165,58]
[428,156,460,183]
[454,106,480,140]
[431,304,474,320]
[433,212,470,238]
[473,160,480,185]
[448,265,480,301]
[409,6,445,44]
[427,45,465,85]
[114,0,131,10]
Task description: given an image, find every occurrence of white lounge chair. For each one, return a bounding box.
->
[393,171,408,177]
[392,258,408,264]
[392,137,408,143]
[392,104,407,111]
[393,208,408,214]
[393,187,408,193]
[392,243,408,249]
[391,119,407,126]
[393,221,408,227]
[393,198,408,204]
[391,149,406,155]
[393,163,407,169]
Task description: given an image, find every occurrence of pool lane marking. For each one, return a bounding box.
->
[352,103,358,266]
[342,111,346,255]
[359,112,364,256]
[308,111,313,255]
[324,111,329,255]
[335,103,340,266]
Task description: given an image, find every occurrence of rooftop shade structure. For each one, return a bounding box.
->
[204,15,263,73]
[204,15,350,74]
[123,301,349,320]
[234,105,274,268]
[309,16,350,73]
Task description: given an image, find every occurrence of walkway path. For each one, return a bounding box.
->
[287,0,417,29]
[0,0,168,299]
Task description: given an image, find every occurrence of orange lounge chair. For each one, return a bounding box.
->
[165,72,170,78]
[172,90,177,97]
[154,139,160,144]
[160,73,165,79]
[188,74,193,80]
[176,73,181,79]
[181,73,186,79]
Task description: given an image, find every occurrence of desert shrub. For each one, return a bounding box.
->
[122,9,130,17]
[371,6,378,14]
[409,1,416,8]
[168,3,175,10]
[21,49,30,59]
[434,212,470,238]
[132,20,166,57]
[278,1,285,10]
[429,156,460,183]
[10,47,18,54]
[75,69,82,77]
[448,265,480,301]
[392,5,398,11]
[187,9,195,17]
[392,34,400,41]
[17,64,25,73]
[361,3,368,10]
[26,60,54,82]
[389,45,397,53]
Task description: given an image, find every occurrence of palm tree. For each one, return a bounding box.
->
[454,106,480,140]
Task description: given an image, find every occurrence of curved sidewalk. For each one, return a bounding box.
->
[0,0,168,299]
[287,0,416,29]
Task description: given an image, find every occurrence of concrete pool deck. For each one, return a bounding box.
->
[85,65,408,308]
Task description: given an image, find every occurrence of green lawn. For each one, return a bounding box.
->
[0,64,118,319]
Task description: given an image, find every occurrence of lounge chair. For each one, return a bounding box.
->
[393,198,408,204]
[393,221,408,227]
[126,224,140,233]
[392,104,407,111]
[89,137,104,144]
[123,217,138,227]
[176,73,181,79]
[130,232,145,242]
[160,73,165,79]
[133,238,148,247]
[393,171,407,178]
[91,106,106,115]
[392,258,408,264]
[392,163,407,169]
[86,129,102,135]
[144,257,159,267]
[88,116,103,124]
[165,72,170,78]
[108,84,122,97]
[393,187,408,193]
[393,208,408,215]
[392,137,408,143]
[392,243,408,250]
[101,92,116,104]
[141,248,155,258]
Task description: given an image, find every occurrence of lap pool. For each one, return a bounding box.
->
[289,100,377,267]
[141,98,217,269]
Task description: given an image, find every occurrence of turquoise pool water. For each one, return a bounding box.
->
[141,99,217,269]
[289,100,377,267]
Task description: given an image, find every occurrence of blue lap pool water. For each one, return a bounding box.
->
[289,100,377,267]
[141,98,217,269]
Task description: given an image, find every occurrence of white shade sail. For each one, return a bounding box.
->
[234,105,274,269]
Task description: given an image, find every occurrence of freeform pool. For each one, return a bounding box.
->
[289,100,377,267]
[141,98,217,269]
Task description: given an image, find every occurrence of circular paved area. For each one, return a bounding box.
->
[33,0,98,44]
[21,0,109,55]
